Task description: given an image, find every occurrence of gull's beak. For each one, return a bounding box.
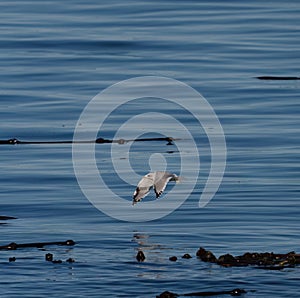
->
[175,176,183,183]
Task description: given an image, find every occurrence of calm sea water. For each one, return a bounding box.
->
[1,0,300,297]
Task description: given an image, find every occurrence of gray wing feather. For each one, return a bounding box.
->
[133,187,151,204]
[153,172,174,198]
[132,172,178,204]
[132,174,154,205]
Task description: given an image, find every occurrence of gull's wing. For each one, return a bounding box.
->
[132,173,154,205]
[153,172,174,198]
[133,187,151,205]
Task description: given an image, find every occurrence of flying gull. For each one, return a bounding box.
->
[132,171,179,205]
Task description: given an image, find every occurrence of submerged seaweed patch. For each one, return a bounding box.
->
[196,247,300,269]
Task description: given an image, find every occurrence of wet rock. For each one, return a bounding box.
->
[66,258,75,263]
[52,259,62,264]
[9,257,16,262]
[169,256,177,262]
[182,253,192,259]
[196,247,217,263]
[136,250,146,262]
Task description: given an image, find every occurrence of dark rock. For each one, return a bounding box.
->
[52,260,62,264]
[169,256,177,262]
[66,258,75,263]
[9,257,16,262]
[136,250,146,262]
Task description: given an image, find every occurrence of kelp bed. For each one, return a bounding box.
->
[2,216,300,296]
[136,246,300,297]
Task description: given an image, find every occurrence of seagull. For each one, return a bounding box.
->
[132,171,180,205]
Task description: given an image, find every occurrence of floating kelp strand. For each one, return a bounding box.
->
[0,240,75,250]
[0,216,17,220]
[196,247,300,269]
[256,76,300,80]
[0,137,178,146]
[156,288,247,297]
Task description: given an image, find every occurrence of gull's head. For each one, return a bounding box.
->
[170,174,181,183]
[145,172,155,179]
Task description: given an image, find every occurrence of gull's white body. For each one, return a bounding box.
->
[132,171,179,205]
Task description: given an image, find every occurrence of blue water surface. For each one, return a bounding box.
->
[0,0,300,297]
